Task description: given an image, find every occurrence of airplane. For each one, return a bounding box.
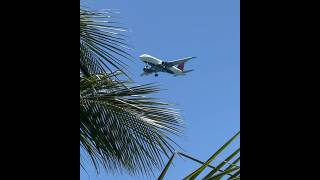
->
[139,54,195,77]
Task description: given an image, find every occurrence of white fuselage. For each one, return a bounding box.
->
[139,54,184,75]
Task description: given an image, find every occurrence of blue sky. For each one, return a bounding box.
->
[80,0,239,179]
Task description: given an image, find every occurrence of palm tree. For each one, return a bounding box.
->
[80,8,184,176]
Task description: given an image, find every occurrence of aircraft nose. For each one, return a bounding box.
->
[139,54,147,58]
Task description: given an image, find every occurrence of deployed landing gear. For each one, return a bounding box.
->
[155,73,158,77]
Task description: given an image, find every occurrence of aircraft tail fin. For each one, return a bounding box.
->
[177,63,194,74]
[177,63,185,71]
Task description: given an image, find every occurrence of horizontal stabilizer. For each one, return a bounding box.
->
[183,69,194,73]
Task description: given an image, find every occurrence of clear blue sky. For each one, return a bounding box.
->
[80,0,239,179]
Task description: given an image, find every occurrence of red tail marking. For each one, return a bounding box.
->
[177,63,184,71]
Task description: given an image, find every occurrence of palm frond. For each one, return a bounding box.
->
[184,131,240,180]
[203,147,240,179]
[80,9,133,77]
[158,152,177,180]
[80,74,184,175]
[157,131,240,179]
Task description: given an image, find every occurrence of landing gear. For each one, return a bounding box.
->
[155,73,158,77]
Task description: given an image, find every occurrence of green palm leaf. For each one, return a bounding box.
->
[183,131,240,180]
[206,167,240,180]
[203,148,240,179]
[158,152,177,180]
[228,169,240,179]
[80,74,184,175]
[157,131,240,179]
[80,9,133,77]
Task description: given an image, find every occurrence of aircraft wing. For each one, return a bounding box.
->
[165,56,196,67]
